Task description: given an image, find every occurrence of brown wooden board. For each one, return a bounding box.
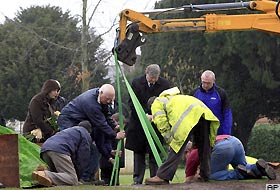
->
[0,134,20,187]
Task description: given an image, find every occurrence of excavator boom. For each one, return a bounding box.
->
[115,0,280,65]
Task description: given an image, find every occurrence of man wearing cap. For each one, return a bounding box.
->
[31,121,93,186]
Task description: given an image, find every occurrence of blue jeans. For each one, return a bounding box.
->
[210,136,247,180]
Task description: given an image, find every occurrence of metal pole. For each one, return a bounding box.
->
[140,1,251,14]
[183,2,251,12]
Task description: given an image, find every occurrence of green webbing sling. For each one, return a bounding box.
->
[110,50,167,185]
[110,50,124,186]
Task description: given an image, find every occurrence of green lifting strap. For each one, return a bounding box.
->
[110,50,125,186]
[110,51,167,186]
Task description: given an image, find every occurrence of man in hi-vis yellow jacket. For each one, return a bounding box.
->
[145,87,219,185]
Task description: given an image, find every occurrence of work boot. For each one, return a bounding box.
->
[32,171,52,187]
[236,164,260,179]
[256,159,276,180]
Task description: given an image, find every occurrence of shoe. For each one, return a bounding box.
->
[93,180,105,186]
[184,176,206,183]
[0,182,5,188]
[132,181,142,185]
[79,179,93,185]
[145,176,169,185]
[196,176,209,182]
[237,164,259,179]
[256,159,276,180]
[184,176,195,183]
[32,171,52,187]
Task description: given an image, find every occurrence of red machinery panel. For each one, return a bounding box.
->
[0,134,20,187]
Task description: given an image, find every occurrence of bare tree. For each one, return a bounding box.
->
[81,0,90,91]
[81,0,117,91]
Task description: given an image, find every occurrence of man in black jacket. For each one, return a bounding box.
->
[125,64,171,184]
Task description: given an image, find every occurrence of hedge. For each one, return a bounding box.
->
[247,123,280,162]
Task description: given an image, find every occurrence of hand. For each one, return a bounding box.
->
[114,125,120,132]
[116,131,125,139]
[183,151,190,160]
[146,114,153,122]
[108,157,115,164]
[111,150,122,157]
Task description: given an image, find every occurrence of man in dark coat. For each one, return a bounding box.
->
[125,64,171,184]
[57,84,125,183]
[57,84,125,140]
[31,121,93,186]
[23,79,60,142]
[95,112,126,185]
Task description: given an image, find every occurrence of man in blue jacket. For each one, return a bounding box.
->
[57,84,125,140]
[57,84,125,182]
[193,70,233,135]
[31,121,93,186]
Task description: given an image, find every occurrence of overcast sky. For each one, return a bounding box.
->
[0,0,158,50]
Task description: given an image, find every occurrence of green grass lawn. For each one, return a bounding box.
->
[4,168,186,190]
[5,168,270,190]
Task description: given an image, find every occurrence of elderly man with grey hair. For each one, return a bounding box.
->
[57,84,126,183]
[125,64,171,185]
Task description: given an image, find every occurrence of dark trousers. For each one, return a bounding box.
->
[133,152,158,184]
[81,143,99,182]
[193,118,211,180]
[157,117,211,181]
[101,167,120,185]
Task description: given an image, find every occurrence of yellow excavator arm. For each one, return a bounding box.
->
[115,0,280,65]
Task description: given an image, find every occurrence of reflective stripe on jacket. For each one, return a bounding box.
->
[151,94,219,153]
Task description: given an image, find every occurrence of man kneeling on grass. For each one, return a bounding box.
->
[32,121,92,186]
[185,135,277,182]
